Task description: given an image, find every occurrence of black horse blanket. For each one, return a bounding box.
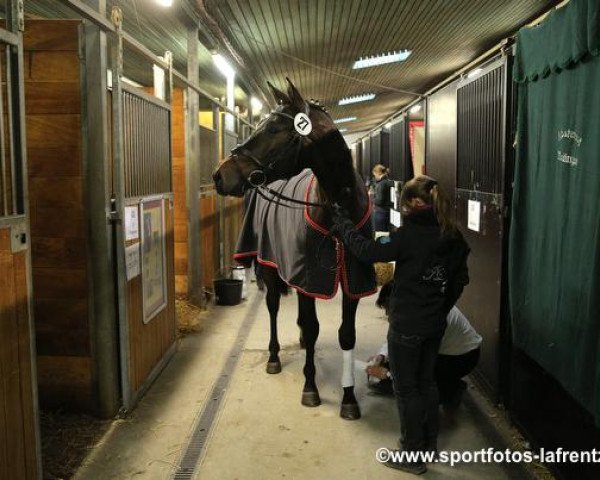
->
[235,169,377,299]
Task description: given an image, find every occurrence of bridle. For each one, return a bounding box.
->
[230,101,327,208]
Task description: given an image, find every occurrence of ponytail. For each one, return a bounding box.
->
[400,176,457,236]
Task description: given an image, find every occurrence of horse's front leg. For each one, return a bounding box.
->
[263,266,282,374]
[339,293,361,420]
[298,293,321,407]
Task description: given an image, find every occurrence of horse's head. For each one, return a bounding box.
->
[213,78,336,196]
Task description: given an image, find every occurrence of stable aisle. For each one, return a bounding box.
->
[74,284,523,480]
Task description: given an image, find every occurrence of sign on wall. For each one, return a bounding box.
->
[467,199,481,232]
[125,243,141,280]
[141,197,167,323]
[125,205,140,241]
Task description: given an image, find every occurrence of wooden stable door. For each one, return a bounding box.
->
[0,16,41,480]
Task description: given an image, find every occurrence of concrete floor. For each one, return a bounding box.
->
[74,284,522,480]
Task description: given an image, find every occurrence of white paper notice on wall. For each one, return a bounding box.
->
[125,243,141,281]
[468,199,481,232]
[124,206,139,241]
[390,209,402,228]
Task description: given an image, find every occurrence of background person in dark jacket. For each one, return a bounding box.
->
[371,164,394,232]
[332,175,470,475]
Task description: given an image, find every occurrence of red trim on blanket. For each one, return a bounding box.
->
[233,251,258,260]
[255,256,341,299]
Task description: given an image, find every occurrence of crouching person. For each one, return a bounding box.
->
[367,299,482,407]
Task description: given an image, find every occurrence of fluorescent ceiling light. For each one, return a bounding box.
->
[352,50,412,69]
[213,53,235,78]
[410,104,422,114]
[250,97,263,111]
[468,68,483,79]
[334,116,357,124]
[339,128,348,133]
[338,93,376,106]
[155,0,173,7]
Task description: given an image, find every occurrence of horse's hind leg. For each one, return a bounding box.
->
[262,266,282,374]
[298,293,321,407]
[339,293,361,420]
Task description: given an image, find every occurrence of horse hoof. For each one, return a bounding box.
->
[266,361,282,374]
[301,391,321,407]
[340,403,361,420]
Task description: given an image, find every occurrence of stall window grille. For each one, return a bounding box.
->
[370,133,381,167]
[0,43,24,217]
[122,90,172,197]
[457,66,504,193]
[389,119,409,181]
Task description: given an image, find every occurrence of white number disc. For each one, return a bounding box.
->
[294,112,312,136]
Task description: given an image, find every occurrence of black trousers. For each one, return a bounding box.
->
[387,328,443,453]
[435,348,480,405]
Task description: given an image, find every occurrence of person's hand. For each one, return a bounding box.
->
[366,365,390,380]
[367,354,385,366]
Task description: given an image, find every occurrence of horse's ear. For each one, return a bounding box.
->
[267,81,290,106]
[286,77,305,110]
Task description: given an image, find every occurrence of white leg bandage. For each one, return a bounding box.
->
[342,349,355,388]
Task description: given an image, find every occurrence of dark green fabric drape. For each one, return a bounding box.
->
[510,0,600,424]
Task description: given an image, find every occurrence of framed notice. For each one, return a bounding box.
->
[141,197,167,323]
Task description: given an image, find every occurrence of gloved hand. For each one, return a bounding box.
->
[330,203,353,237]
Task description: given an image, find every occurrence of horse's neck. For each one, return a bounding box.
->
[312,173,368,225]
[305,131,357,209]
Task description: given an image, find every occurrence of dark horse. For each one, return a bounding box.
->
[213,79,376,419]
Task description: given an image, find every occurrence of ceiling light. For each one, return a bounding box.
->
[334,116,357,124]
[339,128,348,133]
[410,104,421,114]
[250,97,263,111]
[212,53,235,78]
[155,0,173,7]
[338,93,376,106]
[352,50,412,69]
[468,68,483,79]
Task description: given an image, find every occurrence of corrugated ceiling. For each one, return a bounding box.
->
[22,0,558,131]
[203,0,557,133]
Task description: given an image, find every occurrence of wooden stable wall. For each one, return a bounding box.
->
[0,229,38,479]
[171,89,188,296]
[199,187,217,289]
[24,20,92,411]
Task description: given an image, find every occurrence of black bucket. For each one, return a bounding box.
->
[213,278,243,306]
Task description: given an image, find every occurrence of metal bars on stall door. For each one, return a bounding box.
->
[0,33,24,218]
[122,87,171,198]
[457,62,505,194]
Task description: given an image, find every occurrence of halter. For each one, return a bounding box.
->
[230,101,327,208]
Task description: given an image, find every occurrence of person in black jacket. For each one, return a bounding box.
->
[371,164,395,231]
[332,175,470,475]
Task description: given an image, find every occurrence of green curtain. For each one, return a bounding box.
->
[510,0,600,424]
